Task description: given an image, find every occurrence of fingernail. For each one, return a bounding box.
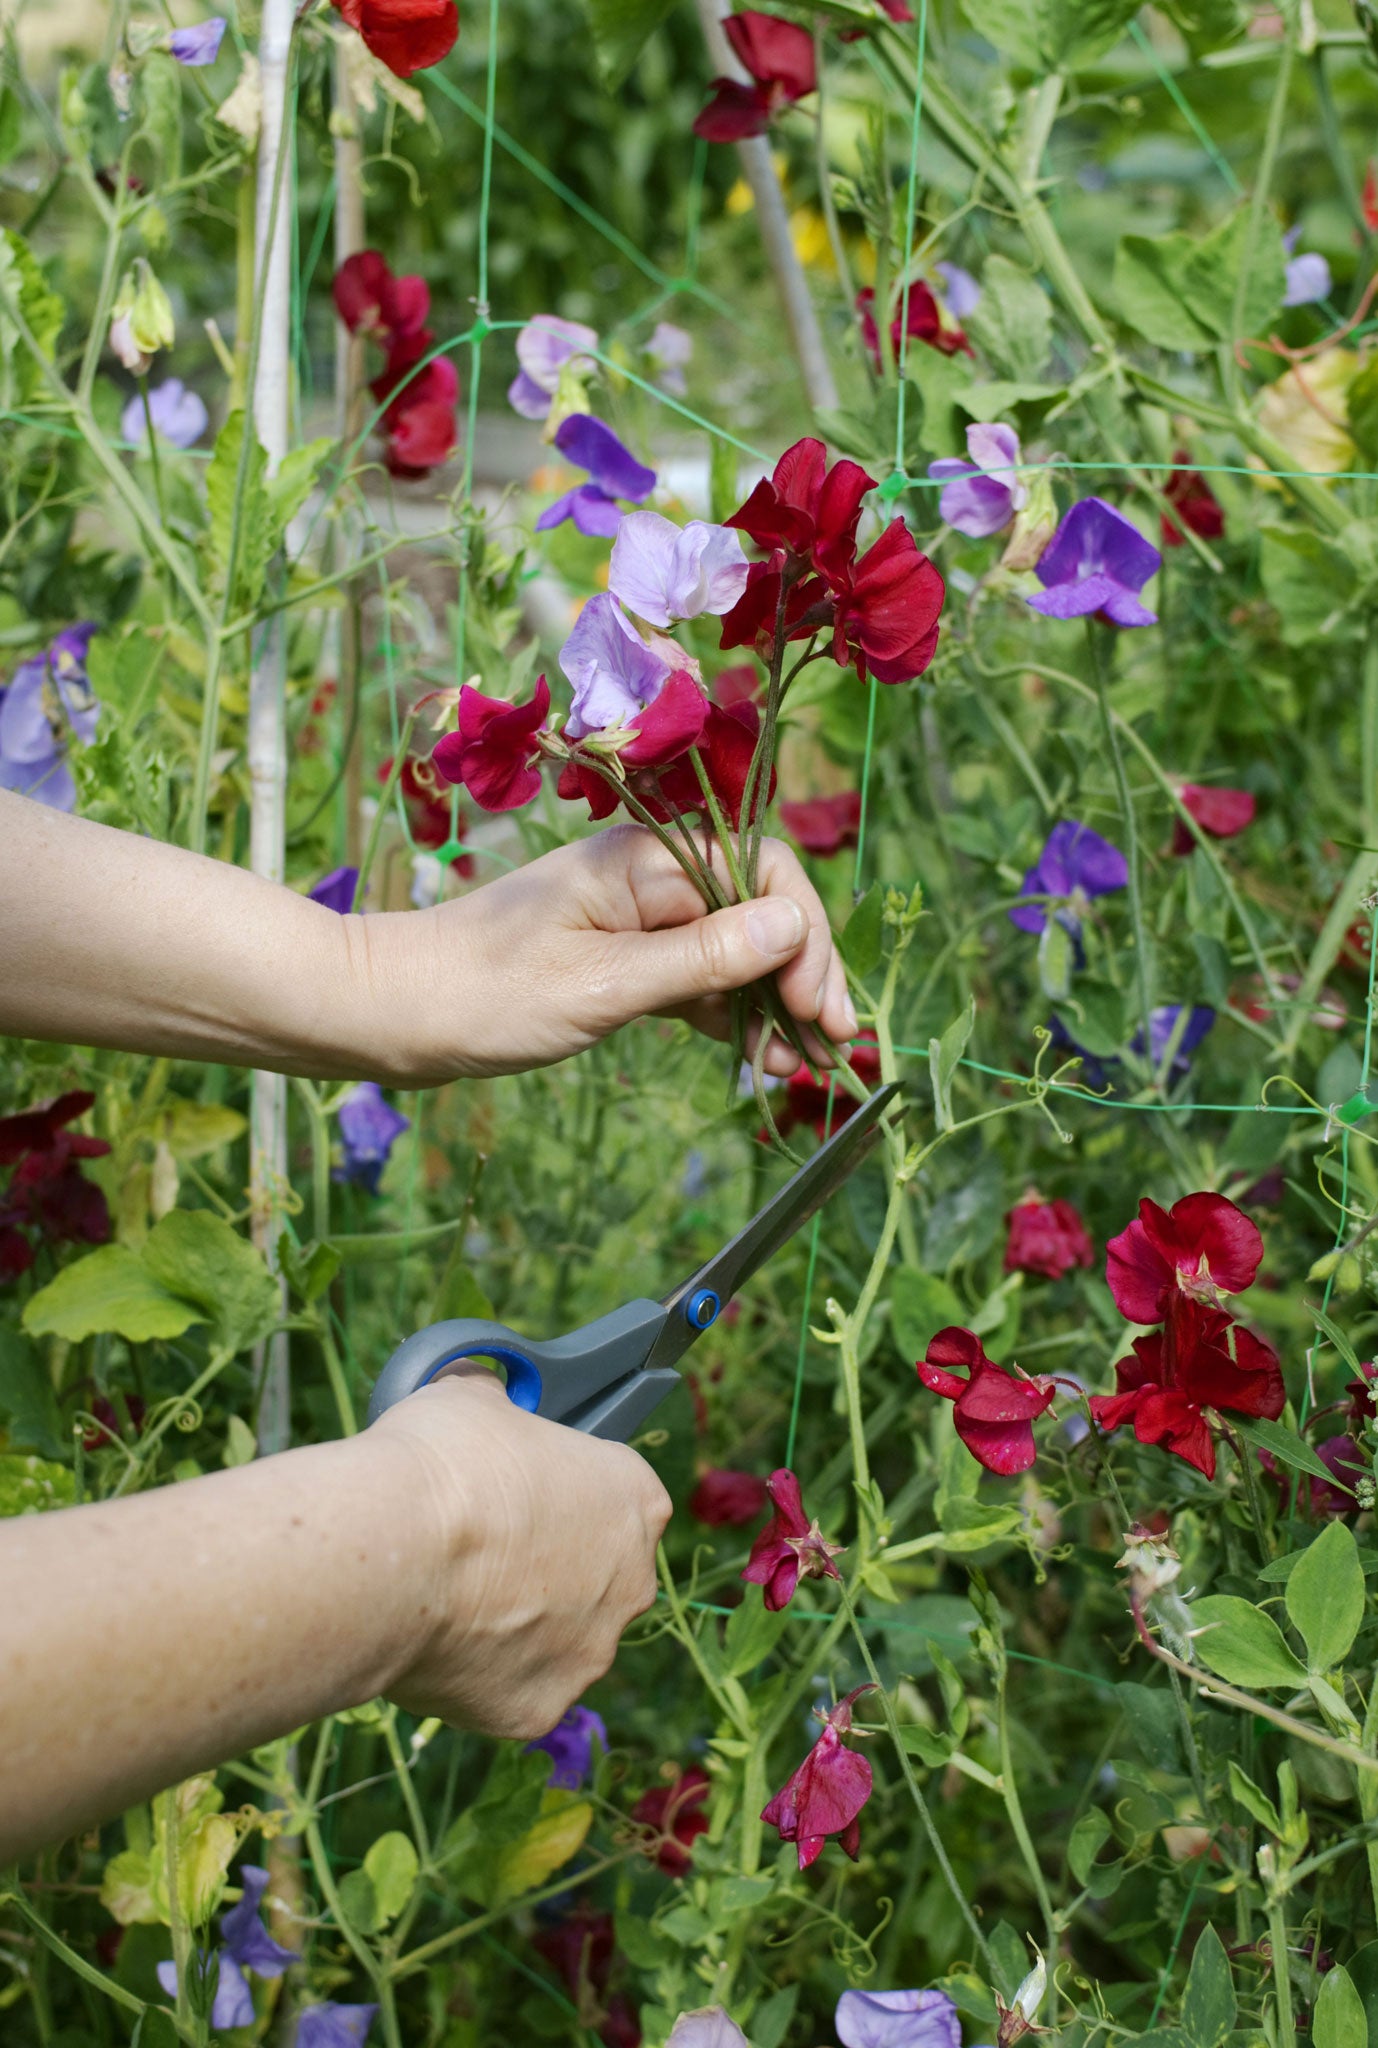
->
[843,995,860,1035]
[746,898,806,955]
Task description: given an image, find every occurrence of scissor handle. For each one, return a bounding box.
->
[364,1299,678,1441]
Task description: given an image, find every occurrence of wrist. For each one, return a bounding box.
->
[331,901,482,1088]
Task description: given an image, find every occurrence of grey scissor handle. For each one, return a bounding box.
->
[364,1298,680,1441]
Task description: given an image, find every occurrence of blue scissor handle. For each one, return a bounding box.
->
[365,1299,676,1441]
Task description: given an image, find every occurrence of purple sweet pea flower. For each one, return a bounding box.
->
[0,625,100,812]
[1009,818,1128,938]
[934,261,981,318]
[157,1954,254,2030]
[666,2010,750,2048]
[1282,230,1332,308]
[308,867,360,915]
[526,1704,608,1789]
[508,314,599,420]
[836,1987,962,2048]
[168,17,227,64]
[646,320,693,397]
[559,592,673,738]
[1132,1003,1215,1074]
[335,1083,410,1194]
[609,512,749,627]
[1027,497,1160,628]
[295,2005,379,2048]
[535,415,657,538]
[220,1866,299,1978]
[928,422,1027,538]
[121,378,209,450]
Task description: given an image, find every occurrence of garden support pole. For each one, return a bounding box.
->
[250,0,296,1457]
[692,0,839,414]
[333,45,367,865]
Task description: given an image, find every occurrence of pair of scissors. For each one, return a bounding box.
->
[366,1080,901,1441]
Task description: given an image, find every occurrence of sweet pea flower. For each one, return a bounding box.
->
[829,520,946,684]
[432,676,551,812]
[120,378,209,450]
[1131,1003,1215,1076]
[836,1986,962,2048]
[688,1468,769,1526]
[1161,453,1224,546]
[295,2005,379,2048]
[857,281,971,371]
[335,1083,409,1193]
[667,2011,750,2048]
[1009,818,1127,940]
[779,790,863,856]
[609,512,749,627]
[1028,498,1161,628]
[638,693,766,828]
[1106,1191,1263,1325]
[934,261,981,318]
[536,415,656,538]
[508,314,600,421]
[1004,1195,1094,1281]
[1170,783,1255,856]
[0,624,100,812]
[158,1866,298,2028]
[693,10,816,143]
[333,251,429,342]
[1089,1296,1284,1479]
[727,435,876,578]
[559,593,673,737]
[631,1767,710,1875]
[1283,227,1332,307]
[527,1704,607,1789]
[0,1090,111,1280]
[929,423,1027,538]
[761,1685,875,1868]
[307,867,359,914]
[917,1328,1056,1475]
[168,17,227,64]
[329,0,457,77]
[740,1468,844,1610]
[645,321,692,396]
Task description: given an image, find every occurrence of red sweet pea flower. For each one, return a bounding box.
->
[533,1910,640,2048]
[716,559,830,662]
[653,696,773,829]
[856,281,971,370]
[693,11,816,143]
[775,1036,882,1142]
[432,677,551,812]
[917,1327,1056,1475]
[371,338,460,477]
[780,790,863,856]
[762,1685,875,1869]
[332,0,459,78]
[741,1468,844,1610]
[1004,1195,1093,1281]
[377,754,474,875]
[1106,1192,1263,1325]
[631,1766,711,1876]
[828,519,945,684]
[689,1467,770,1527]
[1348,1361,1378,1426]
[726,439,876,573]
[1170,783,1256,857]
[1161,454,1225,547]
[332,251,429,340]
[712,663,760,708]
[0,1092,111,1281]
[1089,1297,1285,1479]
[1260,1433,1366,1516]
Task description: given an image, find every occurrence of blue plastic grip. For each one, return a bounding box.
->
[416,1343,544,1413]
[684,1288,721,1331]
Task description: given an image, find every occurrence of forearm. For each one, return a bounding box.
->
[0,1431,434,1861]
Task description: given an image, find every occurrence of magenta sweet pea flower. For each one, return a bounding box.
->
[168,16,227,63]
[308,867,359,914]
[1028,498,1160,627]
[295,2006,379,2048]
[740,1468,844,1611]
[508,314,599,421]
[1008,818,1127,939]
[0,625,99,812]
[836,1987,962,2048]
[559,592,674,737]
[934,261,981,318]
[335,1083,409,1194]
[1282,228,1331,308]
[646,321,692,396]
[526,1704,608,1789]
[761,1685,875,1868]
[536,415,656,537]
[609,512,749,628]
[928,422,1026,538]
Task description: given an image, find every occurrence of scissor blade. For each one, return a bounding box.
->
[644,1080,901,1374]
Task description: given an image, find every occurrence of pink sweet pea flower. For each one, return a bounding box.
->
[740,1468,844,1611]
[1170,783,1256,856]
[1105,1192,1264,1325]
[779,790,863,856]
[1004,1195,1094,1281]
[761,1685,875,1869]
[916,1328,1056,1475]
[432,677,551,812]
[508,314,600,420]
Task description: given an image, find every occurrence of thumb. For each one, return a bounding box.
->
[606,895,807,1016]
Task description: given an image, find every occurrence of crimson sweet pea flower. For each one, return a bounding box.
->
[689,1468,770,1527]
[780,790,863,856]
[331,0,458,78]
[556,672,713,821]
[432,677,551,812]
[1161,454,1224,547]
[332,251,429,341]
[693,11,816,143]
[1004,1196,1094,1281]
[917,1329,1056,1474]
[1170,783,1256,856]
[1106,1191,1263,1325]
[741,1468,845,1610]
[762,1685,875,1869]
[377,754,474,875]
[631,1766,710,1876]
[1089,1297,1284,1478]
[0,1091,111,1279]
[828,520,945,684]
[370,336,459,477]
[533,1910,639,2048]
[651,696,773,830]
[856,281,971,370]
[726,438,875,574]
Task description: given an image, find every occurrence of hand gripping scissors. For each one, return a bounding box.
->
[366,1080,900,1441]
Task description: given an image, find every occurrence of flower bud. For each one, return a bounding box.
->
[996,1945,1050,2048]
[999,466,1057,573]
[110,261,175,371]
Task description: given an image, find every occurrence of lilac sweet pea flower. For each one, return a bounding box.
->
[527,1704,608,1789]
[1027,497,1160,628]
[157,1866,298,2028]
[1282,228,1332,308]
[308,866,360,915]
[609,512,749,627]
[508,314,599,421]
[157,1953,254,2030]
[666,2010,750,2048]
[934,261,981,318]
[536,415,656,538]
[646,321,693,396]
[559,592,673,738]
[121,378,209,449]
[0,625,99,812]
[168,17,227,64]
[929,423,1027,538]
[1009,819,1128,938]
[836,1986,963,2048]
[295,2005,379,2048]
[335,1083,410,1194]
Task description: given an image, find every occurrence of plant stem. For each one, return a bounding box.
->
[1086,624,1156,1085]
[996,1660,1057,1955]
[1265,1896,1296,2048]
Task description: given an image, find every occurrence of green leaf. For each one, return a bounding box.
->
[363,1831,418,1927]
[1346,1945,1378,2048]
[1232,1416,1347,1486]
[891,1266,964,1359]
[205,410,272,613]
[1227,1759,1281,1835]
[1182,1925,1237,2048]
[0,1453,76,1517]
[1258,524,1362,648]
[1067,1808,1126,1898]
[442,1745,550,1903]
[1315,1967,1369,2048]
[899,1721,955,1766]
[585,0,676,84]
[22,1245,205,1344]
[1114,212,1284,353]
[159,1101,246,1161]
[0,1326,64,1458]
[925,1635,970,1738]
[1037,915,1074,1001]
[841,883,884,978]
[336,1867,377,1934]
[722,1596,792,1678]
[929,997,975,1133]
[963,257,1051,383]
[1190,1595,1307,1690]
[1158,0,1248,54]
[903,347,975,459]
[144,1211,279,1356]
[1349,356,1378,466]
[0,90,22,167]
[1285,1519,1365,1672]
[1052,979,1125,1059]
[1114,233,1217,351]
[0,228,65,409]
[268,437,333,532]
[753,1984,801,2048]
[959,0,1138,68]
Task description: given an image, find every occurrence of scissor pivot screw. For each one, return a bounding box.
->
[685,1288,721,1330]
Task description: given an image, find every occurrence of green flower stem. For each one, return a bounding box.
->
[75,171,130,409]
[159,1788,195,2041]
[996,1659,1058,1956]
[1264,1894,1296,2048]
[1087,624,1157,1084]
[1224,26,1295,410]
[1361,1667,1378,1924]
[303,1811,400,2048]
[383,1715,432,1871]
[0,1889,149,2027]
[390,1852,632,1979]
[656,1544,753,1738]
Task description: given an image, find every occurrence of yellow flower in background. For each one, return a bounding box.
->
[790,205,835,273]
